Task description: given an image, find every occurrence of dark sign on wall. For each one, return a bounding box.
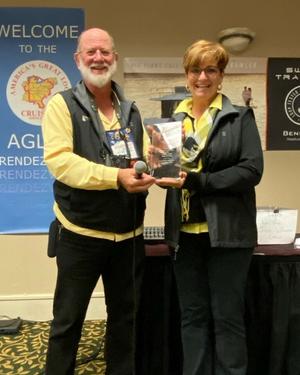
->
[267,58,300,150]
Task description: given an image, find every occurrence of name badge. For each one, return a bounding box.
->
[106,127,138,159]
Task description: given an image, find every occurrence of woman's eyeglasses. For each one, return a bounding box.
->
[189,66,220,78]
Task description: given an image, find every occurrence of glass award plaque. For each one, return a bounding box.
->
[145,120,182,178]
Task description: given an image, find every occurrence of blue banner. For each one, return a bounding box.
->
[0,8,84,233]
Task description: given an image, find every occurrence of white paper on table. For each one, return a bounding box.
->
[256,207,298,245]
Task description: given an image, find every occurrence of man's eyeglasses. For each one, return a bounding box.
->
[189,66,220,78]
[77,48,115,58]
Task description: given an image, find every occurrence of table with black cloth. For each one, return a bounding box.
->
[137,238,300,375]
[246,240,300,375]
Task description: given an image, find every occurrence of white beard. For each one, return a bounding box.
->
[78,60,117,88]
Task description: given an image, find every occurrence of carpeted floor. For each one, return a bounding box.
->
[0,319,106,374]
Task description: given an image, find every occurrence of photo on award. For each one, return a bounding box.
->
[145,120,182,178]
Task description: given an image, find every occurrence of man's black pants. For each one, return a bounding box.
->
[45,228,144,375]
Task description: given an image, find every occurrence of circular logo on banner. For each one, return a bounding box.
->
[284,85,300,126]
[6,60,71,126]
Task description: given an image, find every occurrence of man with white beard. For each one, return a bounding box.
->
[42,28,155,375]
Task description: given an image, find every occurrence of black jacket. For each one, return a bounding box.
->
[165,95,264,249]
[54,80,147,233]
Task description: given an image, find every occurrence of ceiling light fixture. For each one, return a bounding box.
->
[218,27,255,53]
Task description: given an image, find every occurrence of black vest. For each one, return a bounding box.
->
[53,84,146,233]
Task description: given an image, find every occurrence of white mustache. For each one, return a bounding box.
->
[89,63,109,69]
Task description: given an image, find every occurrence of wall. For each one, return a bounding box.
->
[1,0,300,320]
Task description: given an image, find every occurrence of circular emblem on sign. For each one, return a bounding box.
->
[284,85,300,126]
[6,60,71,126]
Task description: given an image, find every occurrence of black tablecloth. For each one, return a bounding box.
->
[137,240,300,375]
[246,242,300,375]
